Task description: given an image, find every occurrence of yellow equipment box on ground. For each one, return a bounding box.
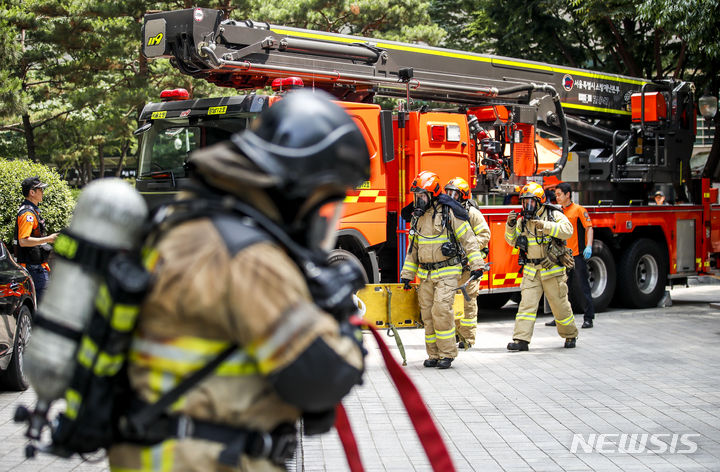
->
[356,283,466,329]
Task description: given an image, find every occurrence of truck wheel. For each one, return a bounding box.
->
[616,238,667,309]
[477,293,512,314]
[586,240,616,312]
[327,249,369,285]
[0,305,32,391]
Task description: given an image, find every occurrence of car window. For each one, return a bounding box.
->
[0,244,11,271]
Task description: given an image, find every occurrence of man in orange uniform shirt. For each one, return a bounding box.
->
[14,176,58,302]
[546,182,595,329]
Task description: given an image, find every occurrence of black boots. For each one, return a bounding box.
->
[564,338,577,348]
[581,320,593,329]
[424,358,454,368]
[545,319,556,326]
[507,340,529,351]
[458,341,472,350]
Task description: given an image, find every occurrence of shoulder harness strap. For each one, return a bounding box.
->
[211,213,271,257]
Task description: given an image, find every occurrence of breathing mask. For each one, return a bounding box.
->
[413,191,431,217]
[521,197,538,219]
[306,199,344,252]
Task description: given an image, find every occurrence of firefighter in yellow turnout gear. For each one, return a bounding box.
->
[445,177,490,349]
[108,91,368,471]
[400,171,485,369]
[505,182,578,351]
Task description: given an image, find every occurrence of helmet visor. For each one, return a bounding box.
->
[414,191,431,211]
[308,200,344,252]
[522,197,538,215]
[446,189,463,201]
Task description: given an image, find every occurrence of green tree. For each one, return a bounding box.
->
[247,0,445,44]
[0,0,442,184]
[637,0,720,179]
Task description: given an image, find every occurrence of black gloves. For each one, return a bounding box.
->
[470,269,483,279]
[401,278,413,290]
[506,211,517,227]
[302,409,336,435]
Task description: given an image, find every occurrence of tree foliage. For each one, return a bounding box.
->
[0,0,444,184]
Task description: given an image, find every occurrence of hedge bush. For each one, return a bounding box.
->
[0,158,75,245]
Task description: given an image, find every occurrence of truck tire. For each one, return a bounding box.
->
[616,238,667,309]
[327,249,369,285]
[586,240,616,312]
[477,293,512,314]
[0,305,32,391]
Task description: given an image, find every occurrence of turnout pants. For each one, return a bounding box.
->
[570,255,595,321]
[455,270,479,345]
[418,274,460,359]
[513,271,578,343]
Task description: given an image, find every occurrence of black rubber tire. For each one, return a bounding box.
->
[585,240,616,312]
[0,305,32,391]
[327,249,369,284]
[616,238,667,309]
[477,292,512,313]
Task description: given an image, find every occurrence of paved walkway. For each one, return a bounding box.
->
[2,284,719,471]
[297,283,720,471]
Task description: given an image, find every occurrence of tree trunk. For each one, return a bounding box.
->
[115,140,129,177]
[673,41,686,79]
[85,156,93,184]
[604,16,642,77]
[98,144,105,179]
[22,114,36,162]
[653,30,662,79]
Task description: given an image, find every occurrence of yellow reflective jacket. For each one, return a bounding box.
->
[468,204,490,250]
[108,217,363,472]
[504,206,573,280]
[400,202,484,280]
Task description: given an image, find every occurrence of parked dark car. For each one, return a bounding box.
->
[0,241,35,391]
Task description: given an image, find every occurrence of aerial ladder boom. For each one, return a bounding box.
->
[143,8,698,203]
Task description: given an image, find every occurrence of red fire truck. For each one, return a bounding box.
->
[137,7,719,313]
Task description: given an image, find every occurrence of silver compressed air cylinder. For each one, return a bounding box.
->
[24,178,148,403]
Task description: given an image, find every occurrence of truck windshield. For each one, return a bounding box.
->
[138,118,249,178]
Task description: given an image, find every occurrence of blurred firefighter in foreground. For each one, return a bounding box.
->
[108,91,368,471]
[444,177,490,349]
[400,171,485,369]
[505,182,578,351]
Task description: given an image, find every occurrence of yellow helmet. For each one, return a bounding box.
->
[444,177,471,201]
[519,181,546,204]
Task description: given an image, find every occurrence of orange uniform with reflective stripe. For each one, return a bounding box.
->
[16,209,50,271]
[562,202,592,256]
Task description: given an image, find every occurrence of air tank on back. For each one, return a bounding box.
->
[24,178,148,403]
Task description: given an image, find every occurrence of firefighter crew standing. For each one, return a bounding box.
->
[400,171,485,369]
[108,91,368,471]
[505,182,578,351]
[445,177,490,349]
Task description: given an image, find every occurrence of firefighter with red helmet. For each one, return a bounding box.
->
[444,177,490,349]
[400,171,485,369]
[505,181,578,351]
[108,91,368,471]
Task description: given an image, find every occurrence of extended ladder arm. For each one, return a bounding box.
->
[143,8,645,123]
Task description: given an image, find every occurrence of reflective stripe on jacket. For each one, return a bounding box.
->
[400,201,484,281]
